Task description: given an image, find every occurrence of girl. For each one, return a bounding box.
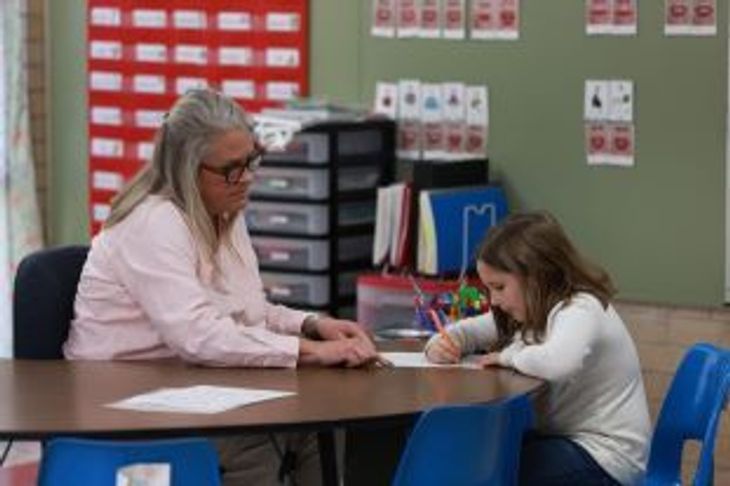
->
[425,211,650,485]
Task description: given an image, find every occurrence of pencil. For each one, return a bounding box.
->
[428,308,460,356]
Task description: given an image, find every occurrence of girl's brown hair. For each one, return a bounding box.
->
[478,211,616,350]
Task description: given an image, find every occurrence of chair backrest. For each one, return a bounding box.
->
[38,437,221,486]
[392,394,534,486]
[644,342,730,486]
[12,245,89,359]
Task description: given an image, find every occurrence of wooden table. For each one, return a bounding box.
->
[0,350,545,484]
[0,357,543,440]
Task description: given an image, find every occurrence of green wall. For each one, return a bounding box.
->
[50,1,728,306]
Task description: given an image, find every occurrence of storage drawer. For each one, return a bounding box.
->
[245,201,375,235]
[261,271,358,306]
[251,166,380,200]
[262,127,386,165]
[251,235,373,270]
[264,133,329,164]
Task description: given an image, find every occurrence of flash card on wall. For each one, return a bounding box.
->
[584,80,610,121]
[612,0,637,35]
[374,82,398,118]
[397,0,420,38]
[443,0,466,39]
[608,80,633,122]
[665,0,716,35]
[420,0,442,38]
[372,0,396,37]
[465,86,489,157]
[442,82,466,157]
[398,80,422,159]
[422,83,445,158]
[586,0,612,35]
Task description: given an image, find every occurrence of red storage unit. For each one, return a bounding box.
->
[87,0,309,235]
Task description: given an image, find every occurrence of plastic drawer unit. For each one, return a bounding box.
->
[260,271,359,307]
[251,235,373,271]
[263,128,385,165]
[245,200,375,235]
[251,166,381,200]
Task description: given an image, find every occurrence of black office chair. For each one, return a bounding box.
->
[13,245,89,359]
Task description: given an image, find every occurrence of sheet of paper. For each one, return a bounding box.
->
[107,385,295,414]
[380,352,483,369]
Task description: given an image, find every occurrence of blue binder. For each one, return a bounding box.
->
[417,185,508,275]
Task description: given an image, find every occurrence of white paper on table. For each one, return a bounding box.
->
[107,385,296,414]
[379,352,483,369]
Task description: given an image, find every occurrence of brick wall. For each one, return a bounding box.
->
[616,301,730,484]
[26,0,48,242]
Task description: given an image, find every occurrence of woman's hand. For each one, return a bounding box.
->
[425,335,462,364]
[298,337,377,367]
[313,317,373,344]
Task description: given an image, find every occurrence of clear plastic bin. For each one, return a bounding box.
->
[251,166,380,199]
[261,271,358,306]
[245,201,375,235]
[251,235,372,271]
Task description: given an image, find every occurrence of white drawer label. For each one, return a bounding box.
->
[136,44,167,63]
[173,10,207,29]
[91,138,124,158]
[268,215,290,225]
[91,7,121,27]
[269,251,291,262]
[222,80,255,99]
[93,204,111,222]
[135,110,166,128]
[93,171,124,191]
[270,286,292,297]
[218,12,252,31]
[176,77,208,95]
[175,45,208,65]
[133,9,167,28]
[91,106,122,126]
[265,48,299,68]
[266,82,299,101]
[90,41,122,60]
[218,47,254,66]
[266,13,300,32]
[133,75,166,94]
[137,142,155,161]
[90,71,122,92]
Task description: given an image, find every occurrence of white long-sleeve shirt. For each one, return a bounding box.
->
[426,292,651,486]
[65,196,308,368]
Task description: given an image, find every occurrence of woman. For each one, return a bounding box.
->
[425,211,650,485]
[65,88,377,484]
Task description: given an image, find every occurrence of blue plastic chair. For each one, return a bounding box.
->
[644,343,730,486]
[392,394,534,486]
[38,437,221,486]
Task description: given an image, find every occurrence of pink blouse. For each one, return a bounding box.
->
[64,196,307,368]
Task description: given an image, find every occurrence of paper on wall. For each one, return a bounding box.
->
[372,0,396,37]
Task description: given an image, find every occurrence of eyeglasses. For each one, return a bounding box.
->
[200,144,264,185]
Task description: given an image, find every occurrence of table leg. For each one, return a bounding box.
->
[318,431,338,486]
